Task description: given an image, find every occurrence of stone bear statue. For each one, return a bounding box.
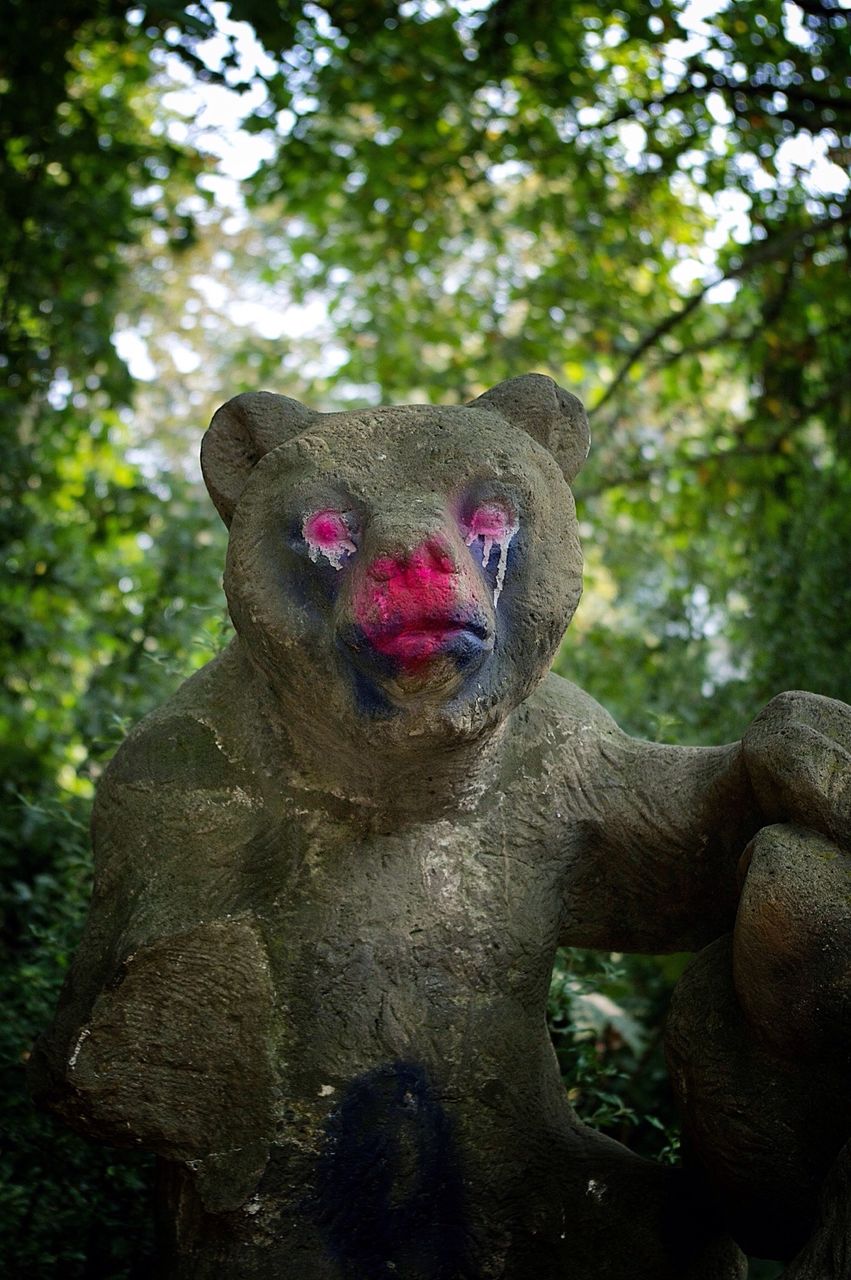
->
[31,375,851,1280]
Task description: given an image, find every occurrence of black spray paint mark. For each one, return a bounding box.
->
[311,1061,472,1280]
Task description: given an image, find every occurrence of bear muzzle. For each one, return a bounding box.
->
[341,534,495,695]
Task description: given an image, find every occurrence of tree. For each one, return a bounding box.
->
[225,0,851,737]
[1,6,226,1273]
[3,4,848,1275]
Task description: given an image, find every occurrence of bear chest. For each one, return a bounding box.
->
[245,804,566,1088]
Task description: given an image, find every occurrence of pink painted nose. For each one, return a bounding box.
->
[350,533,489,675]
[367,537,457,585]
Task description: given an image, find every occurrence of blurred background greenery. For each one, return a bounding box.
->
[3,0,849,1274]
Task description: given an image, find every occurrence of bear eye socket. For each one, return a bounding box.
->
[458,496,516,606]
[460,499,519,606]
[463,501,514,544]
[302,508,358,571]
[461,501,518,561]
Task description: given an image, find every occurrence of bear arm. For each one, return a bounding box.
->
[559,735,762,952]
[29,716,277,1206]
[33,919,275,1143]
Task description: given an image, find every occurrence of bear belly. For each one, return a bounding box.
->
[219,817,587,1276]
[164,822,742,1280]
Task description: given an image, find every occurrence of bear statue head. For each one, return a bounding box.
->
[201,374,589,757]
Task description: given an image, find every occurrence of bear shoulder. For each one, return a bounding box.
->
[510,669,622,757]
[535,669,621,731]
[496,671,626,823]
[92,640,269,882]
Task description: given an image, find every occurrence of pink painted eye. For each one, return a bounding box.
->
[303,509,358,571]
[464,503,514,541]
[461,501,519,606]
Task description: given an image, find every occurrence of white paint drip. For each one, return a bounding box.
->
[302,511,356,571]
[306,540,355,572]
[466,521,519,607]
[68,1026,90,1070]
[586,1178,607,1202]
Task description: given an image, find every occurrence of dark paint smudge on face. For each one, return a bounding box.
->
[310,1061,472,1280]
[347,655,399,720]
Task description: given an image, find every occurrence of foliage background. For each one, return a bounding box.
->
[3,1,849,1275]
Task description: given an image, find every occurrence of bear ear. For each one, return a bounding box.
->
[201,391,317,526]
[469,373,590,483]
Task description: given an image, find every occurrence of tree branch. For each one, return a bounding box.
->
[577,441,791,502]
[591,206,851,414]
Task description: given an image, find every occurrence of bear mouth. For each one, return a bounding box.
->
[374,616,490,649]
[340,614,493,677]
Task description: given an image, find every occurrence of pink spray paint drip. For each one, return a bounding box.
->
[303,509,358,571]
[462,503,519,607]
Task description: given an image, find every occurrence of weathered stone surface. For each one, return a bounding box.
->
[667,709,851,1275]
[31,374,851,1277]
[666,932,851,1259]
[782,1139,851,1279]
[734,823,851,1058]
